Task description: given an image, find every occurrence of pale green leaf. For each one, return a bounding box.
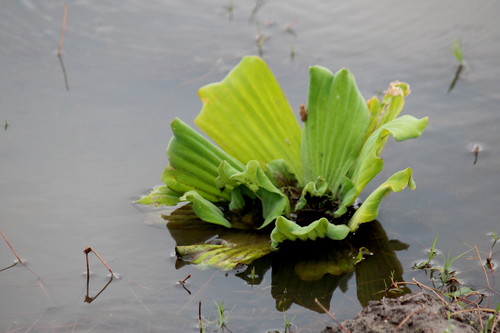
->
[195,56,303,184]
[180,190,232,228]
[295,177,328,211]
[164,118,244,203]
[217,160,290,229]
[137,185,181,206]
[336,115,428,215]
[271,216,350,249]
[302,67,370,196]
[348,168,416,231]
[175,231,272,271]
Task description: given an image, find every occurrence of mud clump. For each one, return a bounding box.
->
[323,292,498,333]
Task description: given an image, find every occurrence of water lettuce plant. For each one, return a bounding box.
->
[139,56,427,251]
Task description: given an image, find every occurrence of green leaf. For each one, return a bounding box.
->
[195,56,304,185]
[336,115,428,215]
[180,191,232,228]
[164,118,244,203]
[137,185,181,206]
[302,66,370,196]
[295,177,328,211]
[348,168,416,231]
[217,160,290,229]
[271,216,350,249]
[175,231,272,271]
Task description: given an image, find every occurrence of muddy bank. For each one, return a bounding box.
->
[323,292,498,333]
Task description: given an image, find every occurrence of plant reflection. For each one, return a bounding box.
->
[166,204,411,312]
[84,274,114,304]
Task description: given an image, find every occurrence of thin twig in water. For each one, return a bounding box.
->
[57,3,68,56]
[0,230,24,263]
[179,274,191,284]
[314,298,350,333]
[198,301,203,333]
[83,247,115,276]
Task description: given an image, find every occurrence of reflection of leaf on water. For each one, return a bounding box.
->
[167,205,272,271]
[166,205,410,312]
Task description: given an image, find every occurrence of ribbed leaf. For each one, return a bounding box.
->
[348,168,416,231]
[302,67,370,197]
[164,118,244,203]
[271,216,350,249]
[195,56,303,185]
[175,231,272,270]
[336,115,428,215]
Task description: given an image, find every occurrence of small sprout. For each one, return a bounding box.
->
[283,313,296,333]
[448,39,465,94]
[225,0,234,21]
[452,39,464,64]
[4,120,8,131]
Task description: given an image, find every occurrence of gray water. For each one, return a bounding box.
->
[1,1,499,332]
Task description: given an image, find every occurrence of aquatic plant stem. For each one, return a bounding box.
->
[314,298,350,333]
[0,230,23,263]
[57,3,68,56]
[83,246,115,277]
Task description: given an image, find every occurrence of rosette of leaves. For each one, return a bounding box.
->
[139,56,427,264]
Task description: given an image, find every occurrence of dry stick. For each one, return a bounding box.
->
[178,274,191,284]
[57,3,68,56]
[411,278,449,305]
[176,271,218,316]
[83,247,115,276]
[393,305,425,333]
[474,245,492,309]
[0,230,24,263]
[314,298,350,333]
[0,230,54,305]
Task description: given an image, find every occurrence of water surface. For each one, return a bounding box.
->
[1,1,499,331]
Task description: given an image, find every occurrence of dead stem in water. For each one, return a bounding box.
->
[57,3,70,91]
[1,230,24,263]
[314,297,350,333]
[83,246,115,277]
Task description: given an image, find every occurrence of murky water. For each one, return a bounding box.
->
[1,1,499,332]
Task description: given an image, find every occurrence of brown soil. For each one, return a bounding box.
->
[322,292,498,333]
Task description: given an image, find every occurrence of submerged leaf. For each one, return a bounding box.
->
[196,56,304,184]
[175,231,272,270]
